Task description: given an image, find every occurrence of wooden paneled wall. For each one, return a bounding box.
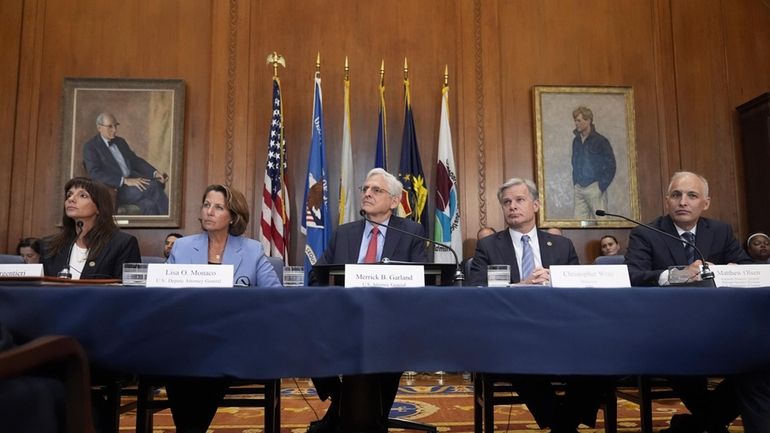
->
[2,0,769,264]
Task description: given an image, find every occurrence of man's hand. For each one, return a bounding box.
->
[520,267,550,285]
[153,171,169,184]
[124,177,151,191]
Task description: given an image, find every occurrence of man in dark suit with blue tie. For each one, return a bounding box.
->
[309,168,427,433]
[82,112,169,215]
[468,177,607,433]
[625,171,766,433]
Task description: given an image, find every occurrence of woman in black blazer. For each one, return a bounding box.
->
[42,176,140,279]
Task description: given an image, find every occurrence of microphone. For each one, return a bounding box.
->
[58,221,84,279]
[595,210,714,283]
[359,210,464,286]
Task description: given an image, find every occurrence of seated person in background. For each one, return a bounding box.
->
[16,237,41,264]
[478,226,496,240]
[745,232,770,263]
[625,171,757,433]
[309,168,427,433]
[42,177,140,279]
[599,234,621,256]
[165,184,280,433]
[470,178,606,433]
[163,232,184,260]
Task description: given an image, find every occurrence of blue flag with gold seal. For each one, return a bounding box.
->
[301,72,331,279]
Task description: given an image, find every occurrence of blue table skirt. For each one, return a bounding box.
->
[1,285,769,379]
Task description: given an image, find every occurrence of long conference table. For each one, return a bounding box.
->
[1,284,770,379]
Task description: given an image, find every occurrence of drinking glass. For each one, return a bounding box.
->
[122,263,148,286]
[487,264,510,287]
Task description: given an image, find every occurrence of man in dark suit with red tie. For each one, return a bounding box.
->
[309,167,427,433]
[82,112,169,215]
[468,177,606,433]
[625,171,765,433]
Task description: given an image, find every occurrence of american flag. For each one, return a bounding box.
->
[260,77,290,263]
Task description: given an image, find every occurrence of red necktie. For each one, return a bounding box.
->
[364,226,379,263]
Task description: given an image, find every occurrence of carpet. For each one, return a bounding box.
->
[117,375,744,433]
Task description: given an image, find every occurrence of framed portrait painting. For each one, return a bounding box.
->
[61,78,185,228]
[534,85,640,228]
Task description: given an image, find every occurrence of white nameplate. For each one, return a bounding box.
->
[0,264,44,277]
[146,264,233,288]
[550,264,631,288]
[711,264,770,288]
[344,264,425,288]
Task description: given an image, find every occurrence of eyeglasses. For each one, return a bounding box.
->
[98,123,119,129]
[359,185,388,195]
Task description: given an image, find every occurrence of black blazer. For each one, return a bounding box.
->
[625,215,752,286]
[468,229,579,286]
[42,231,141,279]
[317,215,428,265]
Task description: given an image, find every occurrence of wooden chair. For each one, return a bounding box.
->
[473,373,617,433]
[614,376,685,433]
[0,335,94,433]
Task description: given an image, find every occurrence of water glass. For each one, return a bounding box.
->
[283,266,305,287]
[487,264,510,287]
[122,263,148,286]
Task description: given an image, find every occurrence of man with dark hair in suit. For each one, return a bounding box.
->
[625,171,767,433]
[469,177,605,433]
[308,167,427,433]
[83,112,169,215]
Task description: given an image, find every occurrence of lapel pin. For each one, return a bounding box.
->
[89,261,96,267]
[546,241,553,247]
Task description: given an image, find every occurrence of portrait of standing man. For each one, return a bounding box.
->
[571,106,616,219]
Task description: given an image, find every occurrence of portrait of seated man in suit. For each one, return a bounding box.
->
[82,112,169,215]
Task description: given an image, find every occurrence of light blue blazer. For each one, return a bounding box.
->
[168,232,281,287]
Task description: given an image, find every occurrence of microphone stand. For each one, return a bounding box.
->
[595,210,715,284]
[359,210,464,286]
[57,221,84,279]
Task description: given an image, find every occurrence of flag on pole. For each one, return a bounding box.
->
[260,77,291,263]
[397,76,428,233]
[338,62,356,225]
[433,81,462,263]
[302,71,331,278]
[374,63,388,169]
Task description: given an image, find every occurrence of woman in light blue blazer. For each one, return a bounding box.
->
[165,183,281,433]
[167,183,280,287]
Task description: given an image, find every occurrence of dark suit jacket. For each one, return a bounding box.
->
[311,215,427,403]
[625,215,752,286]
[468,229,579,286]
[316,215,428,265]
[82,135,157,189]
[42,231,141,279]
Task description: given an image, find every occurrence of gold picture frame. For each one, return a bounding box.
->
[534,85,639,228]
[61,78,185,228]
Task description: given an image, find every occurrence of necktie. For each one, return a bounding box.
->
[682,231,696,264]
[108,141,131,177]
[364,226,379,264]
[521,235,535,280]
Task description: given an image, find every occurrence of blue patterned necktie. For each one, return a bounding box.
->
[681,231,696,264]
[521,235,535,280]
